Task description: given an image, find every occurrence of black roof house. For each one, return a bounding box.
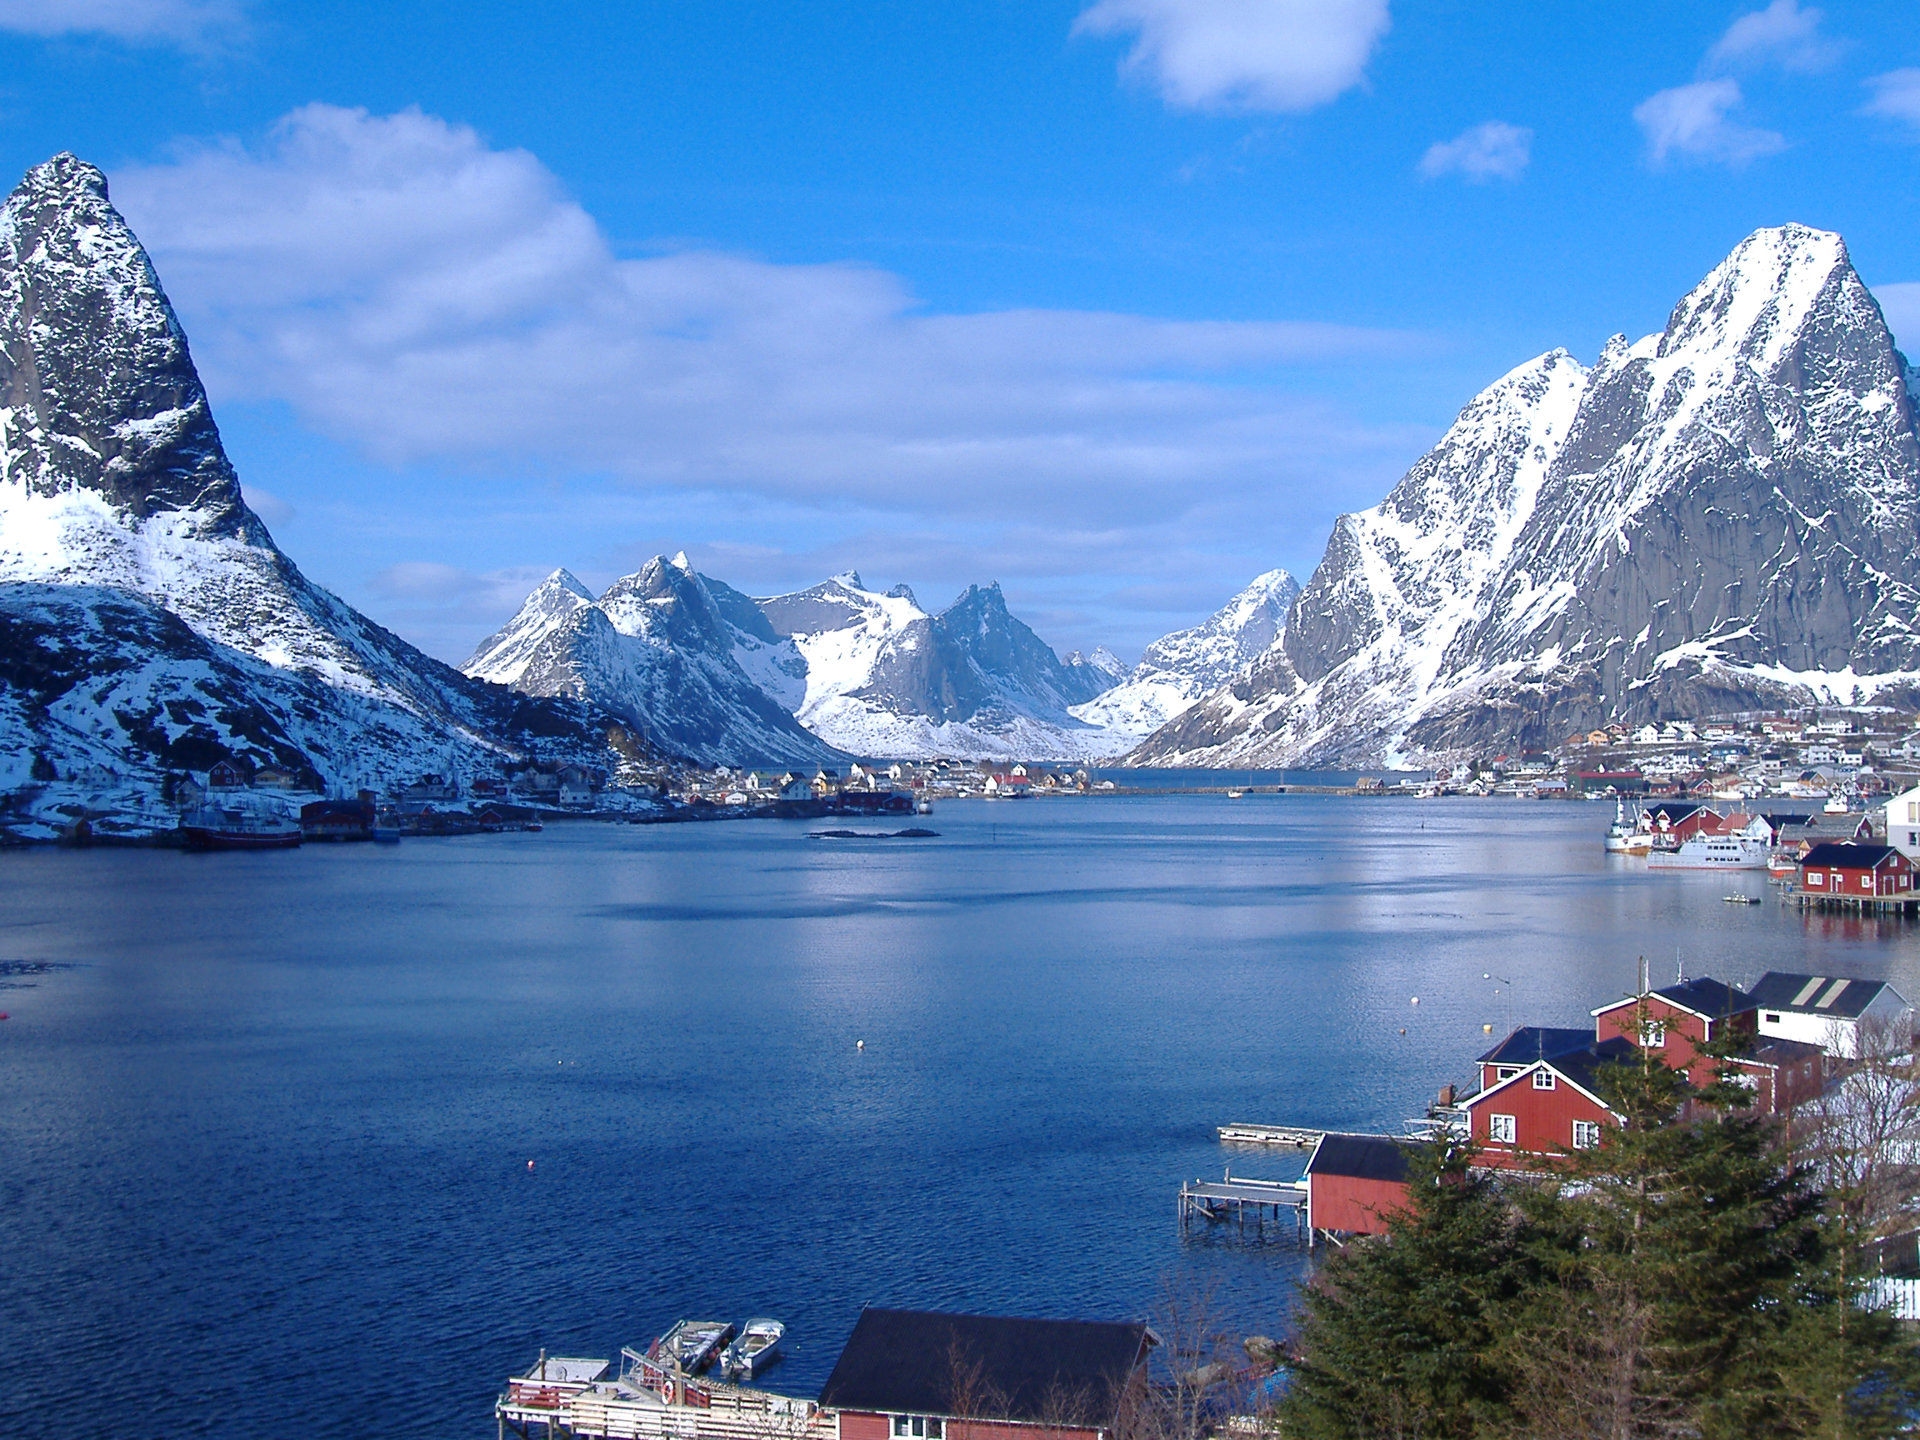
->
[818,1309,1155,1426]
[1799,842,1903,869]
[1303,1133,1413,1184]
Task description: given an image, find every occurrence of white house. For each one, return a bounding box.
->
[1748,972,1914,1059]
[1886,784,1920,862]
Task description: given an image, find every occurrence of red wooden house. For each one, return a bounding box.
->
[1459,1037,1628,1168]
[1590,977,1754,1091]
[1302,1132,1413,1237]
[819,1309,1155,1440]
[1797,842,1914,899]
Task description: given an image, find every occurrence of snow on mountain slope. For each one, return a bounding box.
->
[756,573,1123,759]
[0,153,623,832]
[465,556,841,766]
[1071,569,1301,742]
[1132,224,1920,768]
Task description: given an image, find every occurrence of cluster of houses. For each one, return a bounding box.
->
[1437,709,1920,804]
[1291,967,1917,1247]
[680,761,1102,807]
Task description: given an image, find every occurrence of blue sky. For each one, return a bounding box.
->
[2,1,1918,662]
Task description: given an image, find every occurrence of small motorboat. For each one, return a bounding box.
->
[653,1320,734,1375]
[1722,894,1761,905]
[1226,789,1245,799]
[720,1317,785,1380]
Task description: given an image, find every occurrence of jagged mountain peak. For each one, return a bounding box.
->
[543,568,594,600]
[0,150,257,533]
[1657,223,1851,367]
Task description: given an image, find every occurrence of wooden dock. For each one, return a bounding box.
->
[1216,1122,1325,1147]
[1788,889,1920,916]
[1178,1170,1309,1241]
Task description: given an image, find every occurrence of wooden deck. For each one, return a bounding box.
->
[1216,1123,1324,1147]
[1178,1171,1308,1241]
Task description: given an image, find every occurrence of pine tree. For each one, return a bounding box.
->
[1278,1139,1533,1440]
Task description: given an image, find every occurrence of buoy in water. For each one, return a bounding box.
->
[527,1160,536,1171]
[1484,1023,1493,1033]
[856,1039,865,1050]
[1398,1028,1407,1035]
[1410,996,1420,1006]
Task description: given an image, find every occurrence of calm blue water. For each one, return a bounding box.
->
[3,796,1917,1439]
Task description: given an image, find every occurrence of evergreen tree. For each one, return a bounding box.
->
[1279,1139,1532,1440]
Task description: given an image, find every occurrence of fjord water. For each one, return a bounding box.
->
[4,797,1918,1439]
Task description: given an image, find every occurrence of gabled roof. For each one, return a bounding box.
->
[1748,972,1909,1019]
[1800,842,1902,868]
[1591,977,1751,1022]
[1547,1036,1641,1103]
[817,1308,1153,1424]
[1304,1133,1412,1184]
[1476,1027,1592,1067]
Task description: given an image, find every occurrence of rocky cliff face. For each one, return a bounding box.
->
[0,153,626,832]
[1131,225,1920,768]
[1073,569,1300,744]
[465,556,839,766]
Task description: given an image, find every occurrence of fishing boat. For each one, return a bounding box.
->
[1824,793,1852,815]
[1602,800,1654,855]
[178,797,302,851]
[719,1318,785,1380]
[652,1319,733,1375]
[1645,834,1769,871]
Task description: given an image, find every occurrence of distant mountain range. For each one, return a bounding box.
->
[6,146,1917,795]
[467,565,1280,762]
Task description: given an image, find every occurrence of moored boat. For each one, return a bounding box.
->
[1645,835,1769,871]
[179,798,302,850]
[652,1319,733,1375]
[719,1317,785,1379]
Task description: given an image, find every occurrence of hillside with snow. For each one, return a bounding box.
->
[1131,224,1920,768]
[0,153,628,836]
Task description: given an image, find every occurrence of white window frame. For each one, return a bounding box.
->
[1489,1113,1517,1144]
[1572,1121,1600,1150]
[1641,1020,1666,1048]
[1532,1069,1556,1090]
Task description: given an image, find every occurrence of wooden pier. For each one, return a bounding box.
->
[1788,889,1920,916]
[1178,1170,1309,1242]
[1216,1122,1325,1147]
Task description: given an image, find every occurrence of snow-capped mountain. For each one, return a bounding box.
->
[756,573,1123,760]
[1071,569,1300,743]
[1131,224,1920,768]
[465,556,841,767]
[0,153,622,833]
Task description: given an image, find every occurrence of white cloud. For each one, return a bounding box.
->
[239,483,293,526]
[1417,121,1531,182]
[1863,68,1920,131]
[0,0,239,45]
[1072,0,1389,113]
[1875,281,1920,354]
[1633,79,1785,166]
[109,105,1421,536]
[1704,0,1841,74]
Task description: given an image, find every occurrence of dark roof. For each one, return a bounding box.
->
[1644,802,1706,822]
[1799,842,1901,869]
[1542,1035,1639,1103]
[1477,1026,1592,1067]
[1304,1133,1412,1184]
[1735,1036,1826,1068]
[1652,977,1751,1019]
[1747,972,1905,1020]
[816,1309,1152,1423]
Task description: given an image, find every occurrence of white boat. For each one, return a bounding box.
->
[720,1317,785,1380]
[652,1320,733,1375]
[1226,789,1245,799]
[1645,834,1769,870]
[1602,800,1653,855]
[1824,794,1851,815]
